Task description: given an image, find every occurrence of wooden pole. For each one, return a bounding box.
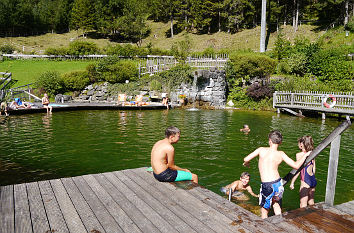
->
[325,135,341,206]
[260,0,267,52]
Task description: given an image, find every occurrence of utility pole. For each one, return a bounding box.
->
[260,0,267,52]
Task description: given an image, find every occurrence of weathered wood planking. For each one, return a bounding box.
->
[1,168,353,233]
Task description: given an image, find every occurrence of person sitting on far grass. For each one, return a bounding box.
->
[42,93,52,113]
[0,101,9,116]
[243,130,310,219]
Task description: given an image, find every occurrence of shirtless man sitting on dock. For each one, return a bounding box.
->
[151,126,198,183]
[243,130,309,218]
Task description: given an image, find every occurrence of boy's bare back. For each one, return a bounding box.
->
[151,139,173,174]
[256,147,286,182]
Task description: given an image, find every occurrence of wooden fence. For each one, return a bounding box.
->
[139,55,229,76]
[273,91,354,116]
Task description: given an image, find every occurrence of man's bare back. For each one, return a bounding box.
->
[151,138,175,174]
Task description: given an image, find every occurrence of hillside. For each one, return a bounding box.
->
[0,21,333,54]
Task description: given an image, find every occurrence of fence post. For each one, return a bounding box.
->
[325,135,341,206]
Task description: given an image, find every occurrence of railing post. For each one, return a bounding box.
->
[273,91,277,108]
[325,135,341,206]
[291,93,294,106]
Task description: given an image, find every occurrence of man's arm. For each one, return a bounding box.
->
[243,148,262,167]
[282,151,311,170]
[166,147,190,172]
[246,186,259,197]
[290,153,303,189]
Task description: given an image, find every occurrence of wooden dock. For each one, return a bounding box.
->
[1,167,353,233]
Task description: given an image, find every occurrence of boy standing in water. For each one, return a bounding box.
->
[290,136,316,208]
[243,130,309,219]
[151,126,198,183]
[240,124,251,134]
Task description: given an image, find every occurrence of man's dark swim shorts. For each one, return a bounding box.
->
[153,168,192,182]
[259,178,284,209]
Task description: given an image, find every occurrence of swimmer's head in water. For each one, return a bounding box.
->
[240,172,250,185]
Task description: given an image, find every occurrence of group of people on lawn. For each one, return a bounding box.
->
[151,126,316,219]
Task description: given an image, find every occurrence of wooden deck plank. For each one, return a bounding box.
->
[187,184,283,232]
[105,171,177,233]
[334,201,354,215]
[82,174,143,233]
[72,175,124,233]
[38,180,69,233]
[14,183,33,233]
[116,170,198,233]
[113,170,195,233]
[126,169,216,232]
[93,173,161,233]
[0,185,14,233]
[50,179,87,233]
[61,177,105,233]
[26,182,51,233]
[130,168,242,233]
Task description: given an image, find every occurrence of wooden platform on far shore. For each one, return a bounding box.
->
[6,102,170,115]
[1,167,353,232]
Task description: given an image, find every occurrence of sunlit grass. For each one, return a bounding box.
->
[0,59,94,87]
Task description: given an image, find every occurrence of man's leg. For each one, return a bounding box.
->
[192,173,198,183]
[261,207,269,219]
[272,202,282,215]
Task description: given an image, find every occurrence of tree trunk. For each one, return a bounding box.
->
[294,0,299,32]
[292,0,296,29]
[344,0,349,26]
[170,15,174,38]
[260,0,267,52]
[218,11,221,32]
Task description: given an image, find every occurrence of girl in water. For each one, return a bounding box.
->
[290,136,316,208]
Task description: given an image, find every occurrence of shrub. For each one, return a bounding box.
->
[246,83,274,100]
[286,52,307,75]
[61,71,90,91]
[345,17,354,32]
[45,47,68,55]
[36,71,64,96]
[68,41,100,55]
[0,44,16,54]
[86,63,100,83]
[96,58,138,83]
[276,62,291,74]
[149,79,162,91]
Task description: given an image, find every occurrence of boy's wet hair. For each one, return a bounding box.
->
[268,130,282,144]
[240,172,250,178]
[165,126,180,138]
[243,124,249,128]
[298,135,314,151]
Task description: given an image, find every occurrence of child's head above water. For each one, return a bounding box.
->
[240,172,250,185]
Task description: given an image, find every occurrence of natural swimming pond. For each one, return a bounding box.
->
[0,109,352,213]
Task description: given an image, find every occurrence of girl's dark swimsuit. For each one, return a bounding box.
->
[301,160,317,188]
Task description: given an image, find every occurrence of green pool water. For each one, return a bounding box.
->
[0,109,352,214]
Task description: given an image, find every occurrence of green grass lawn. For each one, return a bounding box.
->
[0,59,94,87]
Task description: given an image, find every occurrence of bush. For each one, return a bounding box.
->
[149,79,162,91]
[308,48,353,82]
[36,71,64,96]
[61,71,90,91]
[68,41,100,55]
[86,63,100,83]
[276,62,291,74]
[0,44,16,54]
[345,17,354,32]
[96,57,138,83]
[44,47,69,55]
[286,52,307,75]
[246,83,274,100]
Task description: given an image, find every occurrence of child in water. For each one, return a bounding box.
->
[290,136,316,208]
[221,172,259,199]
[240,124,250,134]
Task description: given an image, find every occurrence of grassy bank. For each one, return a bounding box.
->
[0,22,328,54]
[0,59,93,87]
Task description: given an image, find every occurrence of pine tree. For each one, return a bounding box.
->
[70,0,96,37]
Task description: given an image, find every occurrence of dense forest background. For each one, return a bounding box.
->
[1,0,353,44]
